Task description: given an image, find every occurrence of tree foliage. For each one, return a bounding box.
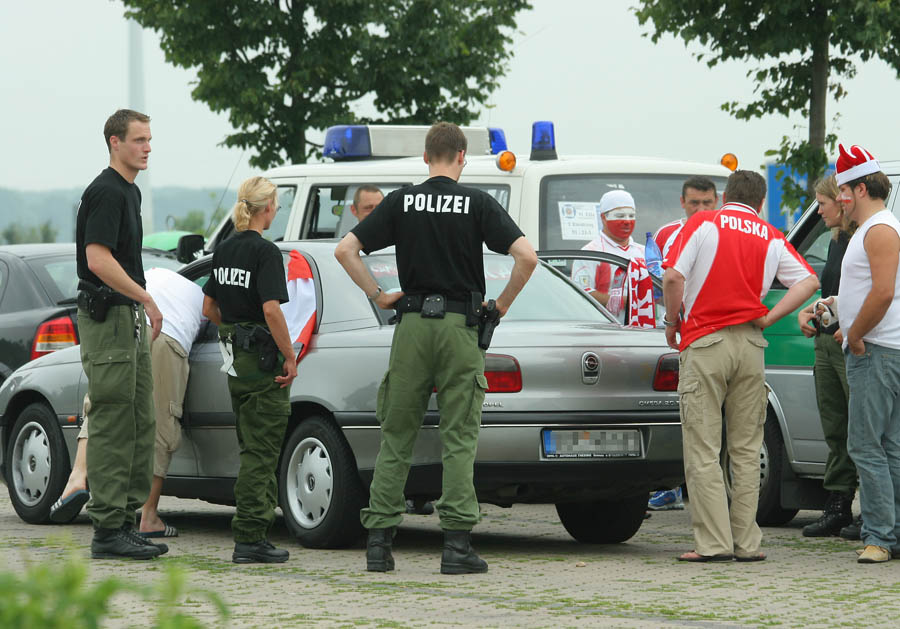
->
[123,0,530,169]
[1,220,58,245]
[634,1,900,210]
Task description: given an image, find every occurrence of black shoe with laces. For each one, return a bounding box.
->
[233,540,289,564]
[802,491,853,537]
[91,527,162,560]
[120,524,168,555]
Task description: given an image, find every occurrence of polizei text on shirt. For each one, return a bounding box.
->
[213,267,252,288]
[720,215,769,240]
[404,193,472,214]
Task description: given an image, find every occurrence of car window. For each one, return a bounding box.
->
[141,251,183,273]
[539,174,729,250]
[463,183,511,211]
[302,183,410,239]
[25,255,78,303]
[265,185,295,243]
[362,253,615,324]
[0,259,8,306]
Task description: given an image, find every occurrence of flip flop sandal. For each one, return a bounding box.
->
[677,550,734,563]
[138,522,179,538]
[49,489,90,523]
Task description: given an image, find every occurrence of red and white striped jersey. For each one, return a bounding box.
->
[663,202,813,350]
[653,219,685,259]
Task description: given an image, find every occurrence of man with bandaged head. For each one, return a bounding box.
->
[571,190,645,315]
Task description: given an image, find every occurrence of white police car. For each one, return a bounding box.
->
[201,122,733,254]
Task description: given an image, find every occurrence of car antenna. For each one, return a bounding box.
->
[204,149,246,238]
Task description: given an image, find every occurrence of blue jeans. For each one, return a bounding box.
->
[846,342,900,550]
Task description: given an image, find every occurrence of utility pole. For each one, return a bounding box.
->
[129,18,154,234]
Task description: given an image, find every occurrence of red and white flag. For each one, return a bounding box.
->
[281,250,317,363]
[627,258,657,329]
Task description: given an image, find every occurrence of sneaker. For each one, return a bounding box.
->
[857,545,890,564]
[648,487,684,510]
[120,524,168,555]
[233,540,289,564]
[91,527,162,560]
[840,515,862,540]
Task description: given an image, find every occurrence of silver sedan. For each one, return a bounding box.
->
[0,241,682,548]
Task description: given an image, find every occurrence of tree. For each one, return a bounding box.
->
[634,1,900,210]
[172,210,207,234]
[1,220,57,245]
[123,0,530,169]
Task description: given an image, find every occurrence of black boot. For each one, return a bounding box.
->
[366,528,395,572]
[841,515,863,540]
[120,523,168,556]
[802,491,853,537]
[441,530,488,575]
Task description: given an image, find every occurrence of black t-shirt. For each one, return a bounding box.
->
[203,231,288,324]
[351,176,524,299]
[75,167,145,288]
[820,231,849,299]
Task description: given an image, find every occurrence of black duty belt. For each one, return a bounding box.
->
[77,290,135,308]
[396,294,468,316]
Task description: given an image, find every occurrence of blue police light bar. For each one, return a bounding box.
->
[488,127,508,154]
[323,125,372,160]
[530,121,557,161]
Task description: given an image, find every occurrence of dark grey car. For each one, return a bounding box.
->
[0,241,682,548]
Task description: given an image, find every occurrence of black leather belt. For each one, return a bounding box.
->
[396,294,468,315]
[77,290,135,308]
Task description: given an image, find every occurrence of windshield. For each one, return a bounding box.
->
[540,174,729,250]
[363,253,614,324]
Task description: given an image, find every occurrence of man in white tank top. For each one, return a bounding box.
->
[832,144,899,564]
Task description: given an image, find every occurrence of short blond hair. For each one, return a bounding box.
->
[232,176,277,232]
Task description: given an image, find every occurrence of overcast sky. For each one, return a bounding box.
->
[3,0,900,193]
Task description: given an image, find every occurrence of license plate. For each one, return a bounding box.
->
[542,429,642,459]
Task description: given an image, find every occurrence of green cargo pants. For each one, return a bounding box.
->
[814,333,857,493]
[360,312,487,531]
[220,323,291,543]
[78,304,154,529]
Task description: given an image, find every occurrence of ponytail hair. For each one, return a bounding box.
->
[232,176,277,232]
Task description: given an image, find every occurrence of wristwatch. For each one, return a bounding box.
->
[368,286,383,300]
[663,315,678,327]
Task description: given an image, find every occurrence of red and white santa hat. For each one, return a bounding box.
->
[835,144,881,186]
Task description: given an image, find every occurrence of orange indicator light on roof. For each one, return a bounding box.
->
[496,150,516,172]
[720,153,738,171]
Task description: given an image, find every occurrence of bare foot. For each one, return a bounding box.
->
[59,476,87,502]
[139,512,165,534]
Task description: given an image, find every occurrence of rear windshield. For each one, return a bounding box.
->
[540,174,729,250]
[363,253,613,324]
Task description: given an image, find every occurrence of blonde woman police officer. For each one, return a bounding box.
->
[202,176,297,564]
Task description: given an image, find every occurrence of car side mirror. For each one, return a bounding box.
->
[176,234,205,264]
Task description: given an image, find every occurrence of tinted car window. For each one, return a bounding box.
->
[363,253,614,324]
[540,174,729,250]
[464,184,511,210]
[141,251,184,273]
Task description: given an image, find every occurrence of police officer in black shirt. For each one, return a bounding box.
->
[335,122,538,574]
[75,109,167,560]
[202,176,297,564]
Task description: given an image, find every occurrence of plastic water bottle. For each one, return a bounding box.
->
[644,231,663,300]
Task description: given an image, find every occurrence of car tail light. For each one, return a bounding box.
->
[31,316,78,360]
[485,353,522,393]
[653,353,679,391]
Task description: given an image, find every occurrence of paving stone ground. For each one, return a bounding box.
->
[2,487,900,628]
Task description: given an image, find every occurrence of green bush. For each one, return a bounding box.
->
[0,554,229,628]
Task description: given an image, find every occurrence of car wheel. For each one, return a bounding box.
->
[555,494,647,544]
[6,402,70,524]
[278,415,366,549]
[722,409,798,527]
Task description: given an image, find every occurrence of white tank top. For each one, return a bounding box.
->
[838,209,900,349]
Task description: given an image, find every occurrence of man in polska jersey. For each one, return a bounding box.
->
[653,176,719,259]
[571,190,644,317]
[662,170,818,562]
[827,144,900,564]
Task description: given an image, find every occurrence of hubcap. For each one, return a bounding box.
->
[285,436,333,528]
[723,438,770,496]
[12,421,52,507]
